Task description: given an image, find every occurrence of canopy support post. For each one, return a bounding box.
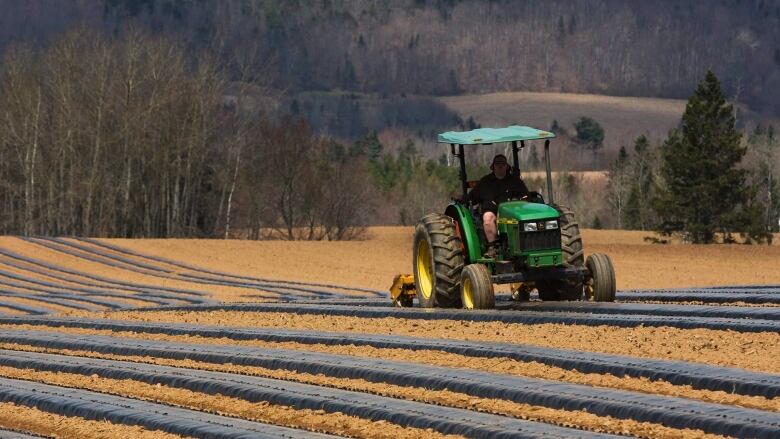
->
[512,141,520,177]
[456,144,468,199]
[544,139,554,204]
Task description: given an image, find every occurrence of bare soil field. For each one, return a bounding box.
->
[103,228,780,293]
[438,91,686,149]
[0,230,778,438]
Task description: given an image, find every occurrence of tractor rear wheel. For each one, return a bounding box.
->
[536,204,584,301]
[460,264,495,309]
[586,253,616,302]
[413,213,465,308]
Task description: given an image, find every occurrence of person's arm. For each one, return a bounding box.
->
[514,177,529,198]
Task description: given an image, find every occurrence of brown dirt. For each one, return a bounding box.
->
[95,228,780,293]
[3,323,775,413]
[0,366,458,439]
[0,344,722,439]
[1,230,778,437]
[0,237,277,302]
[0,401,190,439]
[0,305,26,315]
[0,295,76,314]
[85,310,780,374]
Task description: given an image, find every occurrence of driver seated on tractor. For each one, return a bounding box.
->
[466,154,529,258]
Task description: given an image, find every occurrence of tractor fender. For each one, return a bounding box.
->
[445,203,481,264]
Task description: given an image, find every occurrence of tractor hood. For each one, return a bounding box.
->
[498,201,559,222]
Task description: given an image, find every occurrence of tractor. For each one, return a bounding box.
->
[390,125,616,309]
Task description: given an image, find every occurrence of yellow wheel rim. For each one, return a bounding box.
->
[416,240,433,300]
[462,277,474,309]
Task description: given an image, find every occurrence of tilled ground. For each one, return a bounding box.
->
[0,232,778,438]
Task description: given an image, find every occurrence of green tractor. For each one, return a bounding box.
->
[391,125,616,309]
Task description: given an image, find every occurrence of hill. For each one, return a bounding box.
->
[438,92,687,149]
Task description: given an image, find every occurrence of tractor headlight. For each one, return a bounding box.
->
[545,220,559,230]
[523,222,538,232]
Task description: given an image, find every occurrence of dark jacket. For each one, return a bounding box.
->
[467,172,529,213]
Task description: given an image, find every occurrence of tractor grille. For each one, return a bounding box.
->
[518,229,560,252]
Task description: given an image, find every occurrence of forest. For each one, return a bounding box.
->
[0,1,777,239]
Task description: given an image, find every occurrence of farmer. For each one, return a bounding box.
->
[467,154,529,257]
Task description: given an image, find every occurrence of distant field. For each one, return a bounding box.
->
[438,91,686,150]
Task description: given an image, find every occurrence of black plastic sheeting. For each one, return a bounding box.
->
[0,278,141,309]
[0,269,202,306]
[627,286,780,293]
[0,300,48,315]
[0,249,212,309]
[0,377,335,439]
[77,236,385,297]
[0,430,44,439]
[25,237,357,300]
[3,330,780,438]
[496,301,780,320]
[617,291,780,304]
[276,296,780,321]
[0,349,618,439]
[0,291,99,311]
[2,315,777,399]
[132,302,780,333]
[0,247,210,297]
[68,237,384,299]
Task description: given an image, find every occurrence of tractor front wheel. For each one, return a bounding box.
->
[460,264,495,309]
[586,253,616,302]
[413,213,465,308]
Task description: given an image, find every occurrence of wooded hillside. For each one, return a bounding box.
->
[2,0,777,116]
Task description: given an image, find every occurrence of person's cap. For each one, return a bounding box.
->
[491,155,508,166]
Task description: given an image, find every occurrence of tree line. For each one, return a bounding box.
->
[0,28,379,239]
[1,1,778,116]
[605,71,779,243]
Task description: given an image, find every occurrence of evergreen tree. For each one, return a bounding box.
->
[573,116,605,154]
[653,71,746,243]
[350,130,383,160]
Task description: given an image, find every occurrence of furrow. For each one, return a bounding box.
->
[0,268,168,308]
[630,287,780,294]
[0,253,210,305]
[276,296,780,320]
[0,376,335,439]
[0,281,139,310]
[79,237,385,296]
[3,330,779,438]
[0,247,210,298]
[0,301,48,315]
[496,301,780,320]
[704,285,780,291]
[0,292,99,312]
[130,302,780,333]
[28,238,340,299]
[0,349,616,439]
[2,316,777,398]
[618,291,780,304]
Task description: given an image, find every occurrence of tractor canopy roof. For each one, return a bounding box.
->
[437,125,555,145]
